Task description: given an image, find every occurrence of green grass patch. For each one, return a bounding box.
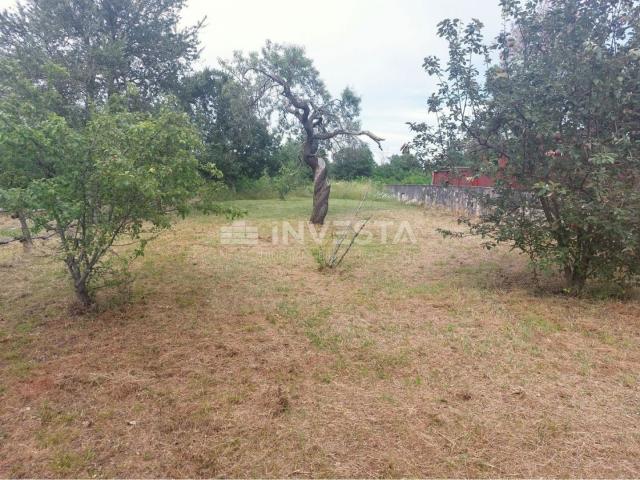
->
[0,227,20,238]
[215,197,399,221]
[51,449,95,475]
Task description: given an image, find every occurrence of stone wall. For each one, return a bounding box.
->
[383,184,429,205]
[385,184,494,216]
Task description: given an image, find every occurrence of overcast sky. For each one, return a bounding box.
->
[182,0,504,161]
[0,0,504,162]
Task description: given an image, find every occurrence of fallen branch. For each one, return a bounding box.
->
[0,232,55,246]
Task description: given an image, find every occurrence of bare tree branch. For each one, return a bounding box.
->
[315,129,385,150]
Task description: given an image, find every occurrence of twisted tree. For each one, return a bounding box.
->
[225,41,383,224]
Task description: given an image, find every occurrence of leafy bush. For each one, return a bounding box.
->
[24,105,214,306]
[413,0,640,293]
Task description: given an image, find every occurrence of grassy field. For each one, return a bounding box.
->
[1,197,639,477]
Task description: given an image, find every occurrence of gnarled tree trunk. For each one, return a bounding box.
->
[310,157,330,225]
[304,139,331,225]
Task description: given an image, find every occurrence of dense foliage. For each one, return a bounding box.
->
[331,144,377,180]
[374,153,431,184]
[329,146,430,183]
[0,0,218,306]
[412,0,640,292]
[0,59,73,249]
[0,0,202,120]
[30,105,206,306]
[179,69,279,184]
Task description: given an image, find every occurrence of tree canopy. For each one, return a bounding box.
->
[374,153,429,184]
[178,69,278,184]
[331,144,376,180]
[412,0,640,292]
[0,0,203,122]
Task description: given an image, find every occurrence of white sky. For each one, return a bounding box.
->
[182,0,504,161]
[0,0,504,162]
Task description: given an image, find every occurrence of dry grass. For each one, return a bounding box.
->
[1,198,639,478]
